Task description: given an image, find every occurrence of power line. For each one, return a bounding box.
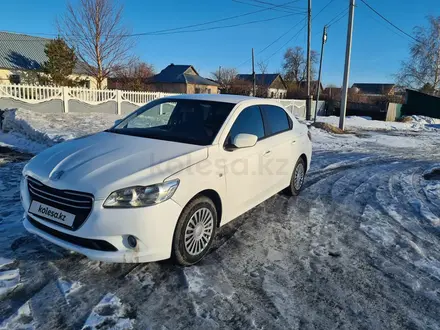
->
[151,12,300,36]
[358,0,420,44]
[232,0,306,14]
[260,0,338,62]
[126,0,302,36]
[327,8,348,27]
[249,0,306,11]
[2,0,300,40]
[236,16,307,68]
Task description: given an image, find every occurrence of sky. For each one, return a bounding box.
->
[0,0,438,86]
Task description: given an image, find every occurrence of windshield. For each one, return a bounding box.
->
[107,99,235,145]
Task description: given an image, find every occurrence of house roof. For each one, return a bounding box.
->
[298,80,323,91]
[352,83,395,95]
[149,64,218,86]
[236,73,285,88]
[0,31,89,75]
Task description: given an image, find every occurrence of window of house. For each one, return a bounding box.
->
[195,87,201,94]
[260,105,291,136]
[226,106,265,145]
[271,91,275,98]
[207,88,211,94]
[9,74,21,84]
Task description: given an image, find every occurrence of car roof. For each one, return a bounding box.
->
[162,93,257,104]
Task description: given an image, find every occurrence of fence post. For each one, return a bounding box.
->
[62,86,69,113]
[116,90,122,115]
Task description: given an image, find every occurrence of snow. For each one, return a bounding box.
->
[316,115,440,131]
[0,269,20,297]
[81,293,134,330]
[1,108,121,154]
[1,108,440,328]
[0,301,34,330]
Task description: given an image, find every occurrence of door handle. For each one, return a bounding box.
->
[264,150,271,156]
[291,140,297,144]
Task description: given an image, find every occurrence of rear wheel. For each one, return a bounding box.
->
[286,157,306,196]
[172,196,217,266]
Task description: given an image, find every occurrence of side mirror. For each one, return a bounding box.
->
[114,119,123,126]
[233,133,258,149]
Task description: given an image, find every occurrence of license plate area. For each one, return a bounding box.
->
[28,201,76,227]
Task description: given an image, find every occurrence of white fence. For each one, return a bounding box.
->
[0,84,325,118]
[0,84,178,114]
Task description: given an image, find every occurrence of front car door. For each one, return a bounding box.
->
[220,105,268,221]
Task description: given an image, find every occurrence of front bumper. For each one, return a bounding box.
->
[21,180,183,263]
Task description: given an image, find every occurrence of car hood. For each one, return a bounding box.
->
[24,132,208,199]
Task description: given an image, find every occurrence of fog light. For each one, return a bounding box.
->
[127,235,137,248]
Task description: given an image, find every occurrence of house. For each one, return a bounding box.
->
[351,83,396,96]
[236,73,287,98]
[146,64,219,94]
[297,80,324,95]
[0,31,104,88]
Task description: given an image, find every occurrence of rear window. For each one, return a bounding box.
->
[260,105,291,136]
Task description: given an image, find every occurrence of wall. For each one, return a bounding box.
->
[149,83,187,94]
[402,89,440,119]
[268,88,287,99]
[187,84,218,94]
[0,69,11,85]
[69,74,107,89]
[0,97,63,113]
[0,83,323,120]
[0,68,106,89]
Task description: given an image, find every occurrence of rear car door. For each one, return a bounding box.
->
[259,104,299,193]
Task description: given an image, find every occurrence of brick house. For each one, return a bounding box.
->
[146,64,219,94]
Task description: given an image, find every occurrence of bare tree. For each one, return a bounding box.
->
[396,16,440,95]
[211,67,239,93]
[257,60,268,74]
[58,0,134,89]
[112,58,155,91]
[282,46,318,84]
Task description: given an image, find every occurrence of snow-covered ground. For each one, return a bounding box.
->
[1,109,122,154]
[1,109,440,329]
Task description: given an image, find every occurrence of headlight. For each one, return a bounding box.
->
[103,179,180,208]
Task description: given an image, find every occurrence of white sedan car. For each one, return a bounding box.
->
[21,94,312,265]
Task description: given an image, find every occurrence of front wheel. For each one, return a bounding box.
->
[285,157,306,196]
[171,196,217,266]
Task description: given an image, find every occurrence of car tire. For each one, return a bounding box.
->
[171,196,217,266]
[285,157,306,196]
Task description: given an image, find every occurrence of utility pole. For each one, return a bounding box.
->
[314,25,327,122]
[339,0,355,130]
[306,0,312,120]
[252,48,256,97]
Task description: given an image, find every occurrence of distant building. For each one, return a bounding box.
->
[146,64,219,94]
[236,73,287,98]
[352,83,396,96]
[0,31,103,88]
[297,80,324,95]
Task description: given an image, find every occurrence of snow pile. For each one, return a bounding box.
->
[1,108,121,153]
[406,115,440,125]
[316,115,440,131]
[82,293,134,330]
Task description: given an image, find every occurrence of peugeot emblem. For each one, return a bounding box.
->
[51,170,64,181]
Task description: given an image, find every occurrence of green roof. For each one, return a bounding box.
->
[0,31,88,74]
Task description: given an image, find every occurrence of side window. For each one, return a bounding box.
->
[260,105,291,136]
[227,106,265,145]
